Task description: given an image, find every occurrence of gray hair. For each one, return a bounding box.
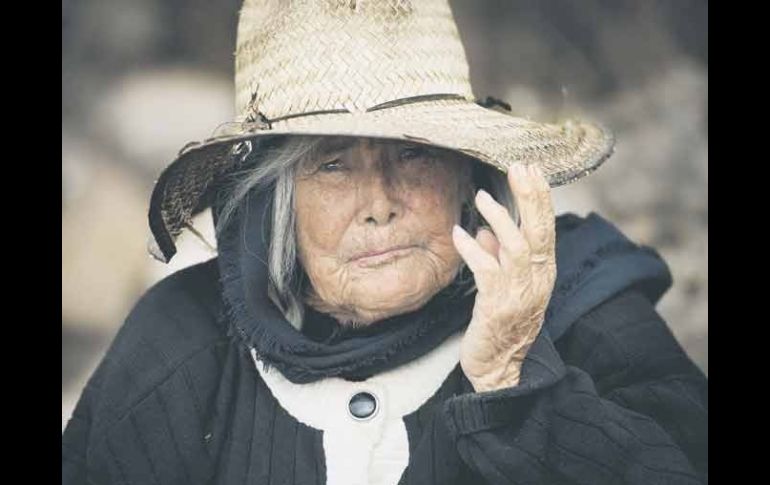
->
[216,135,517,331]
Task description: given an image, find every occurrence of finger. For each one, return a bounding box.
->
[507,164,556,261]
[474,189,531,269]
[475,226,500,261]
[452,224,499,281]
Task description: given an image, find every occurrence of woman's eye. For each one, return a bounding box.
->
[319,160,345,172]
[399,146,428,161]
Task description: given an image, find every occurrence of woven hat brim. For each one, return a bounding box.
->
[148,98,614,262]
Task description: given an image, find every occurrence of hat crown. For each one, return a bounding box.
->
[235,0,474,121]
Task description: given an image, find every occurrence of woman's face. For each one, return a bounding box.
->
[294,137,469,326]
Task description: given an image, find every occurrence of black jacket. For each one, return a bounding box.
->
[62,215,708,484]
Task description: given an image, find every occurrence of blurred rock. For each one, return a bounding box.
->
[93,69,233,173]
[502,85,547,120]
[552,182,601,219]
[62,134,149,330]
[593,60,707,225]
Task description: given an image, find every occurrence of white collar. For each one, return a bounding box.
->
[251,331,464,485]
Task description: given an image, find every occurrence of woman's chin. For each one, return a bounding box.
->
[347,267,446,320]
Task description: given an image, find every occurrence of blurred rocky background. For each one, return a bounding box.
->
[62,0,708,430]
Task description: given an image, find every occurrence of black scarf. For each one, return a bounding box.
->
[216,184,477,384]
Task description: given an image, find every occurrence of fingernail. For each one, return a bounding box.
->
[476,189,491,201]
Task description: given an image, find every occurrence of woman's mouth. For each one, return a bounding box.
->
[350,245,417,268]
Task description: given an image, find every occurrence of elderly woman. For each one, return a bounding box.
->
[62,1,707,484]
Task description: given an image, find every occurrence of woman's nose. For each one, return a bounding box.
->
[358,171,402,226]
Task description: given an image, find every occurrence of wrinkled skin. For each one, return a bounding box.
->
[295,138,470,326]
[295,137,556,392]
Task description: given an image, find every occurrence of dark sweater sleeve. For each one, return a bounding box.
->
[441,289,708,485]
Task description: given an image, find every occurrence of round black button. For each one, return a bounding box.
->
[348,391,378,420]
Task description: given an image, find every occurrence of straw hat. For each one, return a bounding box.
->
[148,0,614,262]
